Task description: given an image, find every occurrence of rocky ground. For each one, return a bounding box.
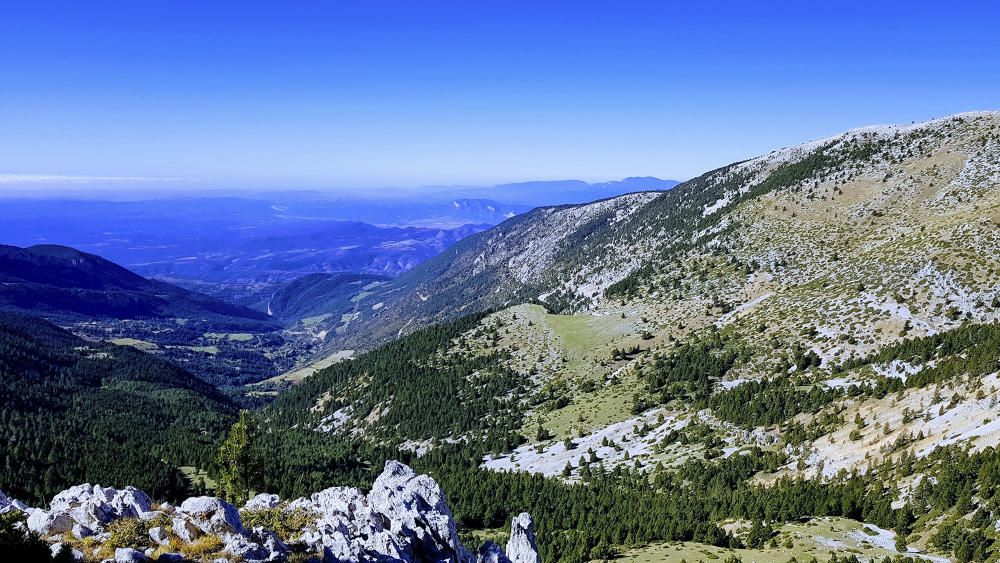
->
[0,461,539,563]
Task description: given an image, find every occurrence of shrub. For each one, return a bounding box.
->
[240,507,313,539]
[106,517,149,550]
[0,511,57,561]
[180,535,224,558]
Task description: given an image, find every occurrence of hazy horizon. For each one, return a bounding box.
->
[0,175,678,202]
[3,1,999,193]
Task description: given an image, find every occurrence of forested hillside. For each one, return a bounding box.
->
[262,272,390,322]
[0,244,270,323]
[246,314,1000,562]
[0,312,235,504]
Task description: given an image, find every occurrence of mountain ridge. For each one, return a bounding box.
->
[312,111,1000,353]
[0,243,271,324]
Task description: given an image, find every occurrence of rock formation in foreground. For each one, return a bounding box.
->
[1,460,540,563]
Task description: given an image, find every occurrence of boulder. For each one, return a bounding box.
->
[51,485,152,517]
[0,489,30,515]
[244,493,282,511]
[505,513,541,563]
[50,542,86,561]
[30,484,153,535]
[177,496,245,536]
[148,526,169,545]
[220,527,287,562]
[48,543,63,558]
[27,508,75,536]
[249,527,288,562]
[171,516,202,542]
[72,523,94,539]
[223,534,271,561]
[289,460,540,563]
[22,461,540,563]
[295,485,391,561]
[112,547,149,562]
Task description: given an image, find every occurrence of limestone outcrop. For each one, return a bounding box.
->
[3,461,540,562]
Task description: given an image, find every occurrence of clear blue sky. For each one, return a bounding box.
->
[2,0,998,190]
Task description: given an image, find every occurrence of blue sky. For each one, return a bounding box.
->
[2,0,998,191]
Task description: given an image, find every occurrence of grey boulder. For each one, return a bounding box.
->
[177,496,245,536]
[244,493,282,511]
[29,484,153,536]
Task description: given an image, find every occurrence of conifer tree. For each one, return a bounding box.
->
[214,410,257,505]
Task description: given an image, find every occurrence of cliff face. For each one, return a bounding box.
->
[2,461,539,563]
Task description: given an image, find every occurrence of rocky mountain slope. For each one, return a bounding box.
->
[1,461,539,563]
[324,191,664,348]
[323,113,1000,352]
[269,112,1000,562]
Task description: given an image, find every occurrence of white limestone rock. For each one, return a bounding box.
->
[23,460,539,563]
[251,527,289,562]
[72,523,94,539]
[288,460,540,563]
[9,501,29,513]
[367,460,472,562]
[27,509,75,536]
[476,541,512,563]
[506,513,541,563]
[244,493,282,511]
[171,516,202,542]
[0,489,29,514]
[212,526,288,563]
[29,484,153,536]
[177,496,245,536]
[148,526,169,545]
[112,547,149,562]
[50,542,86,562]
[223,534,271,561]
[295,485,390,561]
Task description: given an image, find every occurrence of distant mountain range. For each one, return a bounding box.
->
[467,176,679,207]
[0,177,676,307]
[0,244,300,387]
[132,221,489,284]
